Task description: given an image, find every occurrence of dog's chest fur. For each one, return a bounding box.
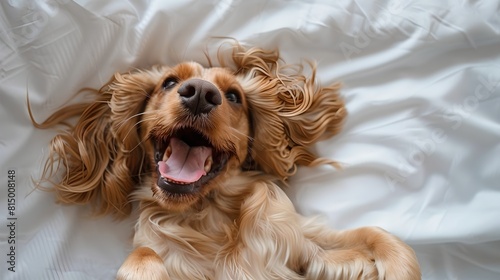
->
[131,175,257,277]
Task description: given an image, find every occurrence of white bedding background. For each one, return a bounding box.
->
[1,1,499,279]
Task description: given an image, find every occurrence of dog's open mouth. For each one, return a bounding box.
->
[153,127,228,194]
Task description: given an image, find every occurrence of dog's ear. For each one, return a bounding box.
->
[34,67,165,217]
[232,46,347,180]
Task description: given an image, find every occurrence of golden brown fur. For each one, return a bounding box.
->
[34,45,420,279]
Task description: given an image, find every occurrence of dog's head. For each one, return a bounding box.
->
[142,62,252,210]
[38,45,346,216]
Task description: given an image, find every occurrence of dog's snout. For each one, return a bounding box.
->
[178,79,222,115]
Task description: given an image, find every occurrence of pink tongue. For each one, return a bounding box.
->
[158,138,212,183]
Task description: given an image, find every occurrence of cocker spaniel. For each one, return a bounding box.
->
[34,45,420,279]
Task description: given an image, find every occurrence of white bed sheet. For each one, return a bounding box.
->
[1,0,499,279]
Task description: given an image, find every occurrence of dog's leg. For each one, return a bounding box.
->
[217,180,329,279]
[217,179,420,279]
[302,221,421,280]
[116,247,169,280]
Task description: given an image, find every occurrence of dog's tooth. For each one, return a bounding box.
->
[204,156,213,173]
[163,145,172,161]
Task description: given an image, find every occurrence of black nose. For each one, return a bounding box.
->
[177,79,222,115]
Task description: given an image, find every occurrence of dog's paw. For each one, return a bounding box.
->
[116,247,169,280]
[361,227,421,280]
[305,248,378,280]
[303,226,421,280]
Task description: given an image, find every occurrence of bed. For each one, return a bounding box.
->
[1,1,499,279]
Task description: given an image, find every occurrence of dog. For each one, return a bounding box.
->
[34,44,420,279]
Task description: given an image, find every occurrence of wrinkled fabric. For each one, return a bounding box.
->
[0,1,499,279]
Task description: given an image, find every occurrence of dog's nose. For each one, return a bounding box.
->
[178,79,222,115]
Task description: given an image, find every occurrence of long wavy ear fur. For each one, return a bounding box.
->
[34,67,165,217]
[231,45,347,180]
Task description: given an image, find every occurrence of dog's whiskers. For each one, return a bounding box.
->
[117,111,156,130]
[121,115,157,143]
[126,133,153,155]
[227,127,254,142]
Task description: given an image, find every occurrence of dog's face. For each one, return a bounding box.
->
[142,62,251,210]
[39,46,346,217]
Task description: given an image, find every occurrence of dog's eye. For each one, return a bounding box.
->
[162,77,178,90]
[225,89,241,104]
